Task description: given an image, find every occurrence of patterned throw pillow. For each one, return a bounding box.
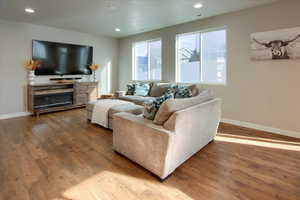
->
[143,93,174,120]
[166,85,193,99]
[175,86,193,98]
[134,82,151,96]
[126,83,135,95]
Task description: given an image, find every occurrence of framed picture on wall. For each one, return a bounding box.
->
[250,27,300,61]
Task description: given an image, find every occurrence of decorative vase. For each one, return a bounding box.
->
[28,70,35,85]
[93,71,96,82]
[89,63,99,82]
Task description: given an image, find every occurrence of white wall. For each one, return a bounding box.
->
[0,19,119,116]
[118,0,300,135]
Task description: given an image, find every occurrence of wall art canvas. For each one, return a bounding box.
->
[250,27,300,60]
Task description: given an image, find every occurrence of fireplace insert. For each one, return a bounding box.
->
[34,92,73,109]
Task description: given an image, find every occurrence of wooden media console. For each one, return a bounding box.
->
[28,82,98,116]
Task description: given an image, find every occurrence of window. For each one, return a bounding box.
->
[133,39,162,81]
[176,29,227,84]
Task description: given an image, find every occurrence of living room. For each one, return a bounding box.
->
[0,0,299,199]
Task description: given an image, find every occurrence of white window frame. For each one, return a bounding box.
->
[132,38,162,81]
[175,27,227,85]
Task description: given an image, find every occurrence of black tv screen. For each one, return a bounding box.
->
[32,40,93,75]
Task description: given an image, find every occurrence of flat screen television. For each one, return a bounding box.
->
[32,40,93,76]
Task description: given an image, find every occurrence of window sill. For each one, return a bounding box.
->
[176,81,227,86]
[131,80,162,82]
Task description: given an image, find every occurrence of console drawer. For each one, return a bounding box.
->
[76,85,88,94]
[74,82,98,105]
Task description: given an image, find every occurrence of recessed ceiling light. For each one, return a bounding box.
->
[25,8,35,13]
[115,28,121,32]
[193,3,203,9]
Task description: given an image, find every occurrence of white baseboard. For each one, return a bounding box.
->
[221,118,300,139]
[0,112,31,120]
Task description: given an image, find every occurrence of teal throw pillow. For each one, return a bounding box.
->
[134,82,151,96]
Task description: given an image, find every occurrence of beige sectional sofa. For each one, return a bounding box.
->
[112,83,222,180]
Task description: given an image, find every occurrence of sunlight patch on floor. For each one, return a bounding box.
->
[215,134,300,151]
[62,171,194,200]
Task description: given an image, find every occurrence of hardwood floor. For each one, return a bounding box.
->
[0,109,299,200]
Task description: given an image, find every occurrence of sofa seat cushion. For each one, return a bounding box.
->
[86,100,143,118]
[109,104,144,117]
[153,89,214,125]
[119,95,156,105]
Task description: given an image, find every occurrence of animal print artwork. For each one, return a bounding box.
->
[251,27,300,60]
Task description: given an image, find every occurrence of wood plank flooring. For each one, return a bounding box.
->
[0,109,299,200]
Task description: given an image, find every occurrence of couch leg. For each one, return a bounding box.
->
[113,150,173,182]
[113,150,120,154]
[159,173,173,182]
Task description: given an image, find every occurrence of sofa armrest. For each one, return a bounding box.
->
[162,98,222,172]
[164,98,222,132]
[113,112,174,179]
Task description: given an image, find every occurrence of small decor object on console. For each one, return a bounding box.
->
[99,93,114,99]
[89,64,99,82]
[24,59,41,85]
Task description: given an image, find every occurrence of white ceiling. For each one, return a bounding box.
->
[0,0,278,38]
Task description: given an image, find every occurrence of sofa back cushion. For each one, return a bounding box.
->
[149,83,173,97]
[153,89,214,125]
